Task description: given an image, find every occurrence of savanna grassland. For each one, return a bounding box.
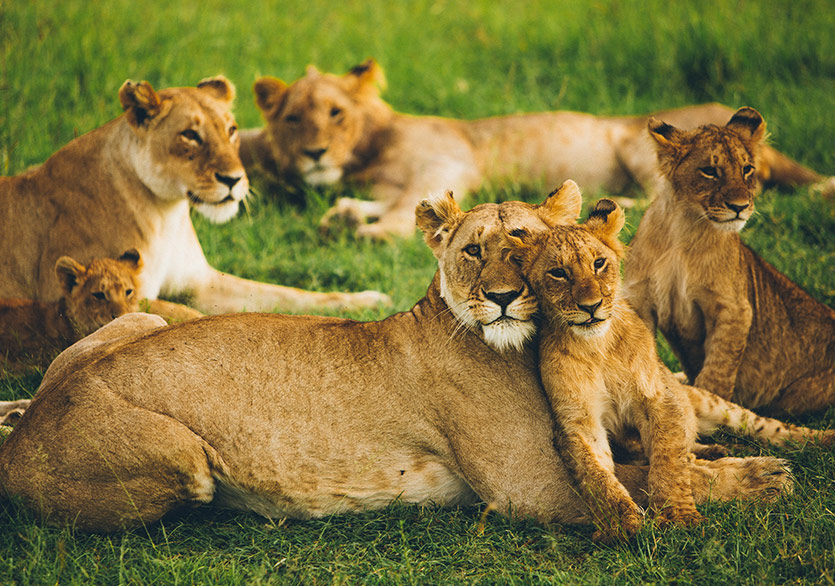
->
[1,0,834,584]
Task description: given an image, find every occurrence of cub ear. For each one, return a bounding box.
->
[118,248,143,270]
[538,180,583,226]
[345,58,386,96]
[197,75,236,103]
[416,190,464,257]
[726,107,766,144]
[647,116,687,150]
[55,256,87,295]
[585,198,626,257]
[253,76,289,117]
[119,80,162,128]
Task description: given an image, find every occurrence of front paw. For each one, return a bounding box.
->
[655,504,703,528]
[591,500,644,543]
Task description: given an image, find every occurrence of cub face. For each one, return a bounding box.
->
[648,107,766,233]
[415,181,587,352]
[253,59,386,186]
[55,250,142,336]
[508,195,626,340]
[119,77,249,224]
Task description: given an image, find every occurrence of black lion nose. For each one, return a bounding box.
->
[485,289,521,311]
[304,148,327,162]
[726,202,749,214]
[577,300,602,316]
[215,173,242,189]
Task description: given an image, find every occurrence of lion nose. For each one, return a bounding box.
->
[726,202,749,214]
[577,300,602,317]
[484,289,521,311]
[304,148,327,162]
[215,173,242,189]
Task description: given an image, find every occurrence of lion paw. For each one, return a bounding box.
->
[691,456,793,503]
[655,505,703,528]
[344,290,393,309]
[592,508,644,543]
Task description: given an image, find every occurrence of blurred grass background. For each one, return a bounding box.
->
[1,0,834,583]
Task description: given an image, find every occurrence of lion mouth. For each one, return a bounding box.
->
[574,317,605,327]
[187,191,236,206]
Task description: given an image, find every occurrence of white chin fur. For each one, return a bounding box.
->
[483,319,536,352]
[193,200,241,224]
[571,320,611,339]
[714,218,747,232]
[304,167,343,185]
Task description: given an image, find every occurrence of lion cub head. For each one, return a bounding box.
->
[415,181,585,352]
[508,189,626,340]
[118,77,249,223]
[648,107,766,232]
[56,250,142,336]
[252,59,389,186]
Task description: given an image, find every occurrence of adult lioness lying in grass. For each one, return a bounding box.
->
[0,189,791,533]
[508,184,832,541]
[241,58,832,239]
[624,107,835,414]
[0,77,388,314]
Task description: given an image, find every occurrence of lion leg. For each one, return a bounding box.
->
[0,389,221,532]
[687,456,792,503]
[320,198,388,231]
[757,144,825,191]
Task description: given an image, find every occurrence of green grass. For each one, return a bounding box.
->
[2,0,835,583]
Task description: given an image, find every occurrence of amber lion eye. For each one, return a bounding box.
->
[463,244,481,257]
[698,166,718,179]
[548,268,567,279]
[593,258,606,270]
[180,129,203,144]
[93,292,106,300]
[284,114,301,124]
[742,164,755,177]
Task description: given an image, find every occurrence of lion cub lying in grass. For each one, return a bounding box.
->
[508,182,832,541]
[624,108,835,415]
[1,250,143,371]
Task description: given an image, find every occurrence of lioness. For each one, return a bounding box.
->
[0,77,389,314]
[509,187,831,541]
[0,189,791,533]
[1,250,141,371]
[624,107,835,415]
[241,59,832,239]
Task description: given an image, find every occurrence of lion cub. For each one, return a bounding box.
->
[624,107,835,414]
[0,250,141,370]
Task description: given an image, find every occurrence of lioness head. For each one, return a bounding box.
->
[55,250,142,336]
[119,76,248,223]
[508,189,626,340]
[415,182,584,352]
[648,107,765,232]
[252,59,389,185]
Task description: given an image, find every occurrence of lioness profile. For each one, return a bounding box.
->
[0,77,388,313]
[241,59,832,239]
[1,250,141,371]
[624,107,835,414]
[509,186,831,541]
[0,189,791,532]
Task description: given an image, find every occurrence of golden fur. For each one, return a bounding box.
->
[624,108,835,414]
[1,251,141,371]
[0,191,792,532]
[241,59,831,239]
[511,184,830,541]
[0,77,388,313]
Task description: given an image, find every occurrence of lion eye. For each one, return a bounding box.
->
[284,114,301,124]
[742,164,755,178]
[228,125,238,137]
[180,129,203,144]
[92,292,106,300]
[698,166,718,179]
[463,244,481,258]
[508,228,528,239]
[330,107,343,118]
[548,268,567,279]
[125,289,134,296]
[593,258,606,271]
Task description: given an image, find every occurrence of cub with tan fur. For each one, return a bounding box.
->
[624,108,835,414]
[1,250,141,371]
[242,59,832,239]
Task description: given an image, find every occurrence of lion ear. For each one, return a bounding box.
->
[538,180,583,226]
[726,107,766,144]
[118,248,143,270]
[585,199,626,257]
[55,256,87,295]
[197,75,236,103]
[253,77,289,117]
[305,64,321,77]
[416,190,464,257]
[119,80,162,128]
[346,58,386,96]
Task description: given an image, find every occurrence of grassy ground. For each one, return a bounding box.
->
[1,0,834,583]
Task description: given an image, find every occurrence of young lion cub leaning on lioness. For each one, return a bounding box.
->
[507,182,833,541]
[624,107,835,415]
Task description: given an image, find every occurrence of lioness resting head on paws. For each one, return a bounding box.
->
[509,183,831,541]
[0,250,141,371]
[0,188,792,533]
[624,107,835,414]
[241,58,832,239]
[0,77,389,314]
